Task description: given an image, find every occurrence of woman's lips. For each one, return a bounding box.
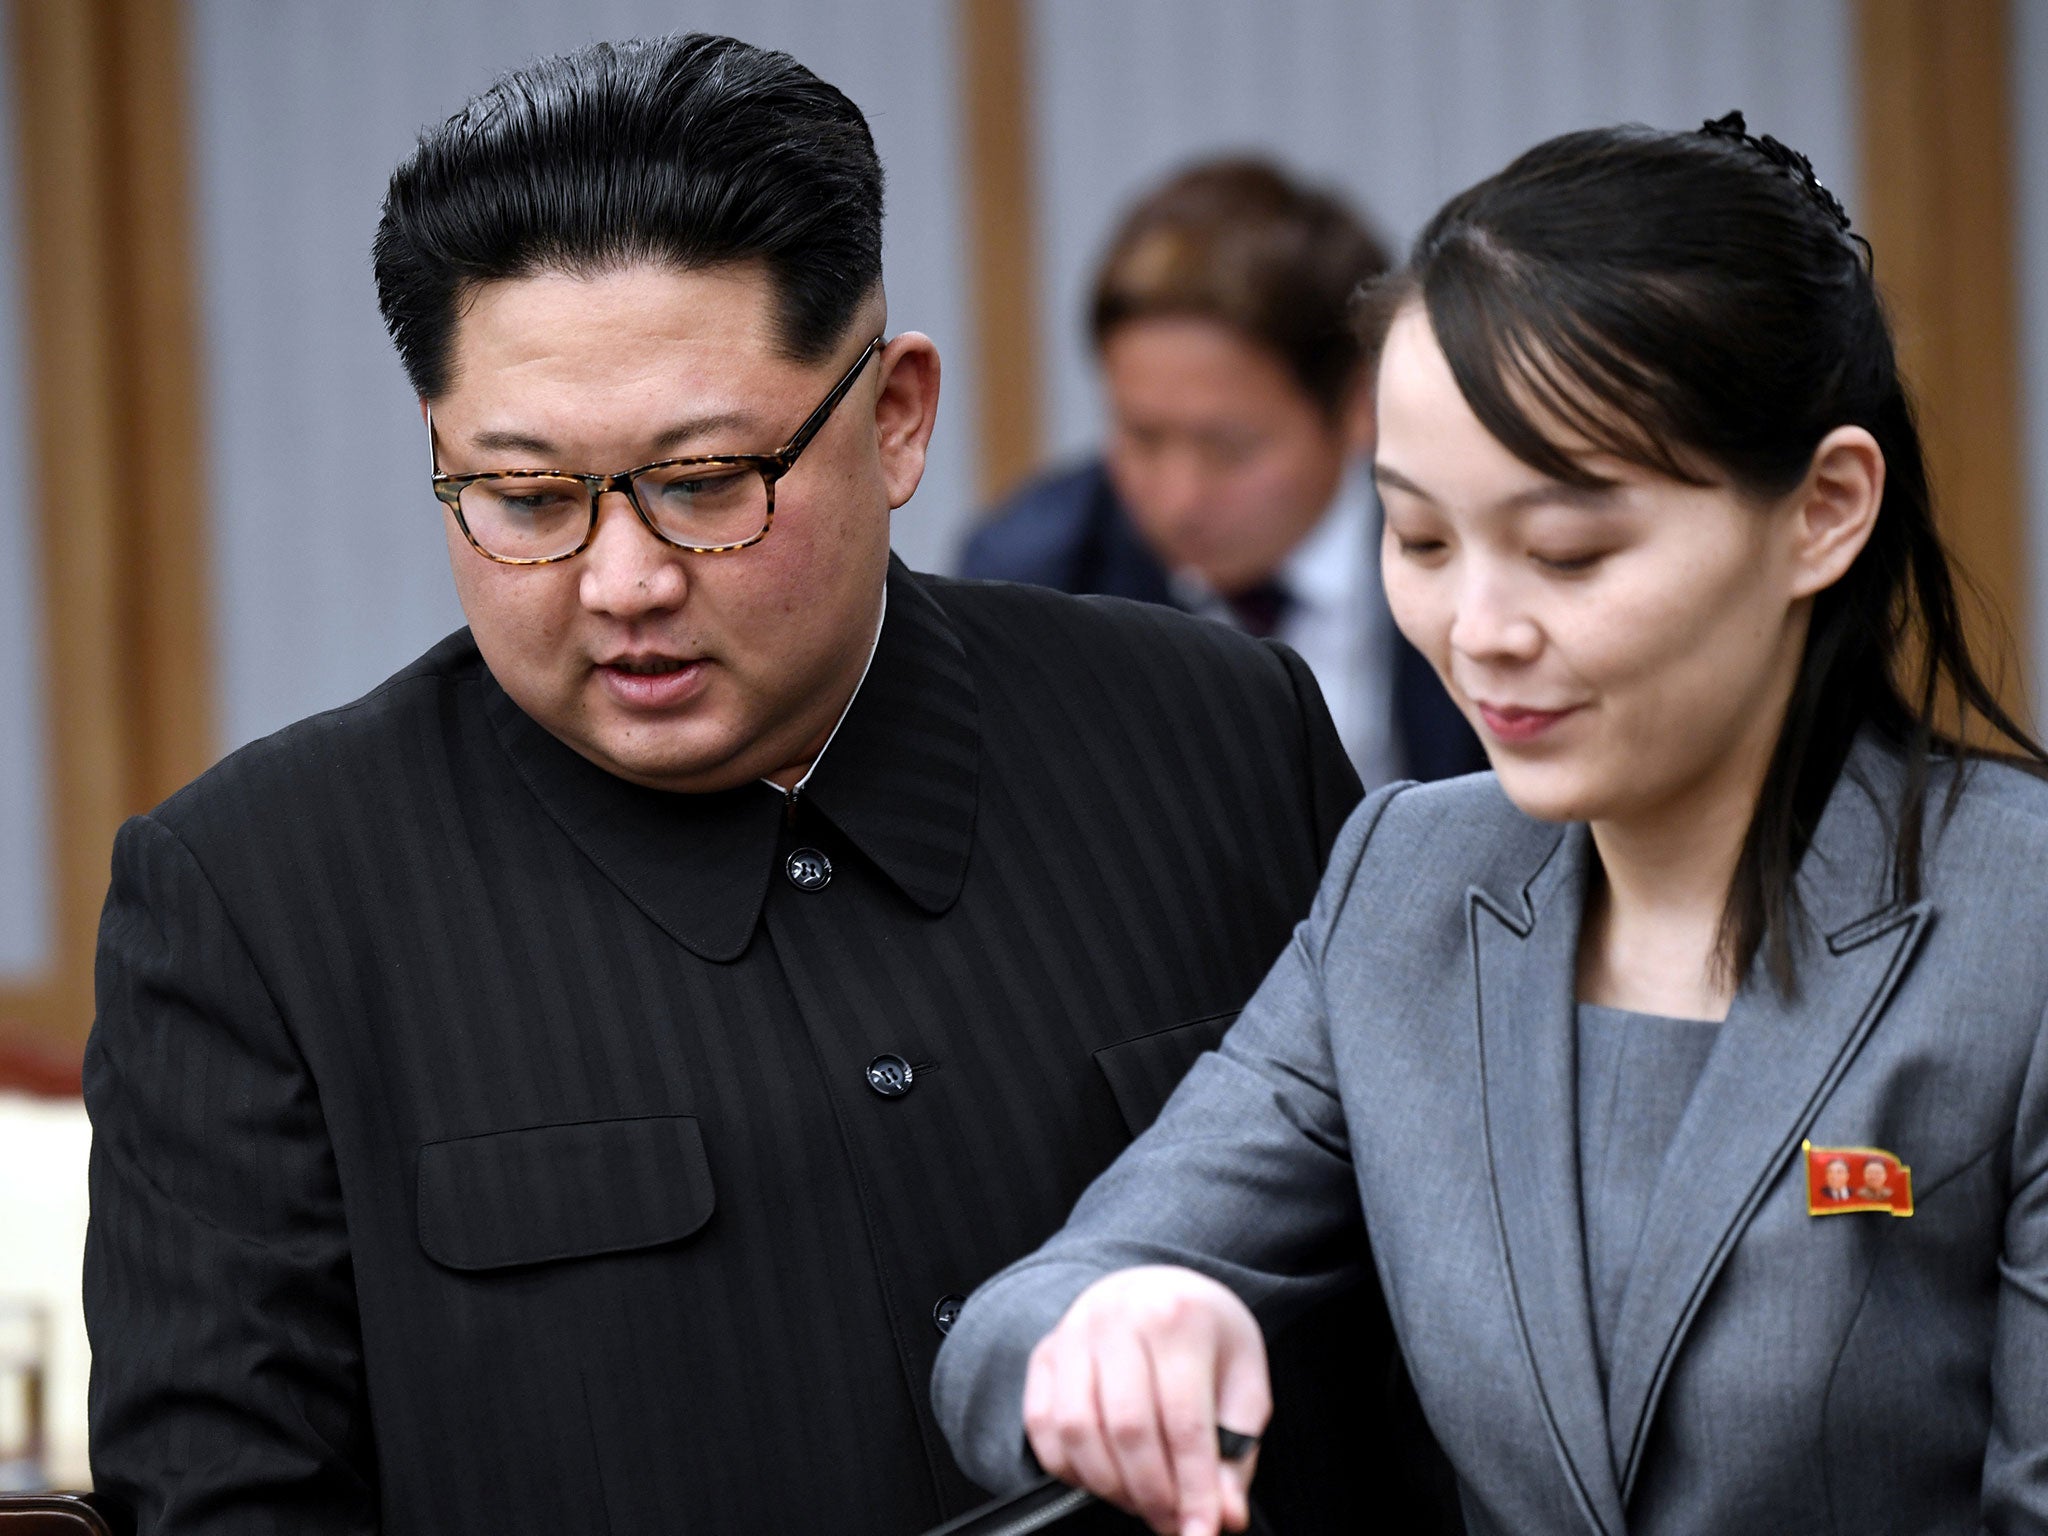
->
[597,658,708,709]
[1474,701,1582,744]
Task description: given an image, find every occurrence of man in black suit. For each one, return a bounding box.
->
[83,33,1431,1536]
[962,160,1484,788]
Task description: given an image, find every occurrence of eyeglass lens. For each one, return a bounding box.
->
[456,461,767,561]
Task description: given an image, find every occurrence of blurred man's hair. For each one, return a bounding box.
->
[1090,158,1390,417]
[374,33,884,399]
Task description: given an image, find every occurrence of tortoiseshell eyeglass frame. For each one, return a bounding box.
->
[427,334,884,565]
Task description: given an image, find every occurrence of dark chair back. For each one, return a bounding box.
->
[0,1494,120,1535]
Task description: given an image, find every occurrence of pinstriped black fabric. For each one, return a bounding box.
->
[83,560,1425,1536]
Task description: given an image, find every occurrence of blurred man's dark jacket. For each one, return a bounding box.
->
[963,460,1486,785]
[86,562,1444,1535]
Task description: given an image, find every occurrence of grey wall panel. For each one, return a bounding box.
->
[191,0,969,753]
[0,9,48,980]
[1029,0,1854,466]
[2020,0,2048,731]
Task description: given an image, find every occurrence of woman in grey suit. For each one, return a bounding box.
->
[933,116,2048,1536]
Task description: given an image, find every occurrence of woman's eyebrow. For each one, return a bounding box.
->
[1374,460,1622,513]
[1498,480,1623,514]
[1372,461,1433,501]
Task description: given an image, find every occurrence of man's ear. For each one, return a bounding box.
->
[1787,425,1884,600]
[873,332,941,511]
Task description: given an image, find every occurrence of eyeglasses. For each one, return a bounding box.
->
[427,335,883,564]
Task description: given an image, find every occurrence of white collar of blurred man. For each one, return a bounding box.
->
[1168,458,1398,788]
[1098,312,1375,600]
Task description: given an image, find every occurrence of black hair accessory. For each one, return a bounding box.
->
[1699,110,1866,260]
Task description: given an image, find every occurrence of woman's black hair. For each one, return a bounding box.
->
[1359,113,2045,992]
[373,33,883,400]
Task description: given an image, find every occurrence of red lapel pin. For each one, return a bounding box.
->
[1804,1140,1913,1217]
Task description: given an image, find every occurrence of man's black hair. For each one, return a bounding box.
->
[373,33,884,400]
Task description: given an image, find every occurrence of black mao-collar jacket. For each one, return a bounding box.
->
[85,561,1429,1534]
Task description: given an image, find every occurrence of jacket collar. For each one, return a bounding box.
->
[1463,730,1918,935]
[481,558,980,963]
[800,560,980,914]
[1467,732,1931,1524]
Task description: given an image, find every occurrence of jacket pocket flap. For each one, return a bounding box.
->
[417,1115,716,1271]
[1093,1010,1239,1137]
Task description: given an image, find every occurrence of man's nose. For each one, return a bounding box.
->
[1143,453,1213,531]
[577,488,688,615]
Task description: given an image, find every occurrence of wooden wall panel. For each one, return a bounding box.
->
[0,0,131,1060]
[962,0,1043,504]
[111,0,216,806]
[0,0,212,1073]
[1859,0,2032,721]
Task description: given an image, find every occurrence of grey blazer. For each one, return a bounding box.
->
[934,739,2048,1535]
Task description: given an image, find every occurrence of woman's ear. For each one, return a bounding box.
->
[873,332,941,510]
[1786,425,1884,599]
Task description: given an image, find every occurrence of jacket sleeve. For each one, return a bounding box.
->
[1985,991,2048,1531]
[931,783,1400,1493]
[84,813,376,1534]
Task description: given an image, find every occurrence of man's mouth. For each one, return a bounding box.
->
[595,653,710,710]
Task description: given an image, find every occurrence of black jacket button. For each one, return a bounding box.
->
[865,1054,914,1098]
[785,847,832,890]
[932,1294,965,1335]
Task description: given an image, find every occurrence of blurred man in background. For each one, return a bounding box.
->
[964,159,1483,786]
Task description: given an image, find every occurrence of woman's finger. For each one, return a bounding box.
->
[1022,1337,1066,1480]
[1046,1322,1125,1505]
[1146,1324,1225,1536]
[1091,1320,1181,1533]
[1210,1318,1273,1534]
[1216,1443,1260,1535]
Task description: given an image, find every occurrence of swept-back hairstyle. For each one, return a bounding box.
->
[1091,158,1390,415]
[1358,116,2044,991]
[373,33,884,400]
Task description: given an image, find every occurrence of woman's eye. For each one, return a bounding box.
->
[1533,550,1605,574]
[1395,537,1448,560]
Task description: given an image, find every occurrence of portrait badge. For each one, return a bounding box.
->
[1803,1140,1913,1217]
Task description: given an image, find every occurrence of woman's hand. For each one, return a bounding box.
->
[1021,1265,1270,1536]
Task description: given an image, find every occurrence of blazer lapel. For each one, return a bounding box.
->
[1471,822,1629,1536]
[1602,751,1933,1495]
